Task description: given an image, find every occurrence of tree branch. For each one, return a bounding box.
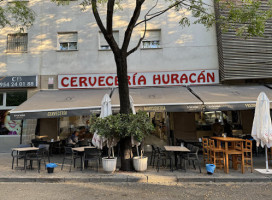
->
[107,0,115,33]
[121,0,145,53]
[134,1,185,27]
[91,0,119,52]
[127,0,159,56]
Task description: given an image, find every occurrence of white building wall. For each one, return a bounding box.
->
[0,0,218,77]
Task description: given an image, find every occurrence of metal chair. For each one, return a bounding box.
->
[24,148,46,173]
[156,147,173,172]
[38,144,50,163]
[181,145,201,173]
[84,148,101,172]
[11,144,32,169]
[61,147,81,172]
[149,145,159,167]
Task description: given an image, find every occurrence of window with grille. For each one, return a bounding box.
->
[141,30,161,49]
[7,33,28,53]
[58,32,78,51]
[99,31,119,50]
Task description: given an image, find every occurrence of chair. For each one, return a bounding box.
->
[84,148,101,172]
[78,140,89,147]
[202,138,209,165]
[227,140,244,173]
[237,140,253,173]
[180,145,201,173]
[61,147,81,172]
[11,144,32,169]
[38,144,50,163]
[156,147,173,172]
[149,145,159,167]
[24,148,47,173]
[209,139,225,170]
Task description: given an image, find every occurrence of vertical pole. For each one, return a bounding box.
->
[20,120,24,144]
[266,145,269,172]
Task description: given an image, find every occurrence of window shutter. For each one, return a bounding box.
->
[142,30,160,41]
[58,33,77,43]
[99,31,119,47]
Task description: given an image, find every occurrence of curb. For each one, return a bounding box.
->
[0,176,271,183]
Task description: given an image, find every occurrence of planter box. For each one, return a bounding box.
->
[102,157,117,173]
[133,156,148,172]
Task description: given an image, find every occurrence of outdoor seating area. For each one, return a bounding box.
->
[202,137,254,174]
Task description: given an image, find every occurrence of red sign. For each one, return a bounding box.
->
[58,70,219,89]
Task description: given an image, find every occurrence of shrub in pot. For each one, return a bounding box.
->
[90,111,154,172]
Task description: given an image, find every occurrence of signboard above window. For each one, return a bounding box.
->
[58,70,219,89]
[0,76,38,88]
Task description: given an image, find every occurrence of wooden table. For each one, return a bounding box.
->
[72,146,96,170]
[164,146,190,170]
[211,137,245,173]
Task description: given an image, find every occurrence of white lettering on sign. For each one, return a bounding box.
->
[58,70,219,89]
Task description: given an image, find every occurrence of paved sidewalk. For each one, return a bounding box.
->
[1,153,272,183]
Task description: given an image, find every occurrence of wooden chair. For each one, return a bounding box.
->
[243,140,253,173]
[209,139,225,170]
[202,138,209,165]
[228,141,244,173]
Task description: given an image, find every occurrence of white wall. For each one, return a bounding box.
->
[0,0,218,76]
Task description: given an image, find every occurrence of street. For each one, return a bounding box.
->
[1,182,272,200]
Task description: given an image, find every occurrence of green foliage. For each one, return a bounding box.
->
[89,111,154,143]
[0,1,35,28]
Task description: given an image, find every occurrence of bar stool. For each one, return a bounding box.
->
[209,139,225,170]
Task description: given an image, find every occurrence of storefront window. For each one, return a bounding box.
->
[6,91,27,107]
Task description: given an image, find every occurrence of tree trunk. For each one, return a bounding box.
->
[114,51,133,171]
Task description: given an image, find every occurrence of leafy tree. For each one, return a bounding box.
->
[0,1,35,29]
[52,0,272,170]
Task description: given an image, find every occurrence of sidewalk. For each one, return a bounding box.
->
[1,153,272,183]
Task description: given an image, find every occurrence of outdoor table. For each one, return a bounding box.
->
[72,146,96,170]
[164,146,190,170]
[211,137,245,173]
[11,147,39,170]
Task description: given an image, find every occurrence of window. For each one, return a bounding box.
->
[58,32,78,51]
[99,31,119,50]
[0,91,27,108]
[141,30,161,49]
[7,33,28,53]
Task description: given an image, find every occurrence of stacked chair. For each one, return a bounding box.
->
[208,139,225,171]
[202,138,209,165]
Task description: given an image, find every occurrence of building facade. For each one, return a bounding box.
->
[0,0,227,152]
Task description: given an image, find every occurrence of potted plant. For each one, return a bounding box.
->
[90,111,154,173]
[89,114,122,173]
[126,111,155,172]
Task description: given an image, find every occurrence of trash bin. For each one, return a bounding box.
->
[46,163,57,173]
[206,164,216,175]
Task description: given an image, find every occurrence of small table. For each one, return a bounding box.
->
[211,137,245,173]
[164,146,190,170]
[72,146,96,170]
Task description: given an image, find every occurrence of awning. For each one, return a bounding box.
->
[189,85,272,111]
[10,89,112,120]
[111,86,202,112]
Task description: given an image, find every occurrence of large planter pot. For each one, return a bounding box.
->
[102,157,117,173]
[133,156,148,172]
